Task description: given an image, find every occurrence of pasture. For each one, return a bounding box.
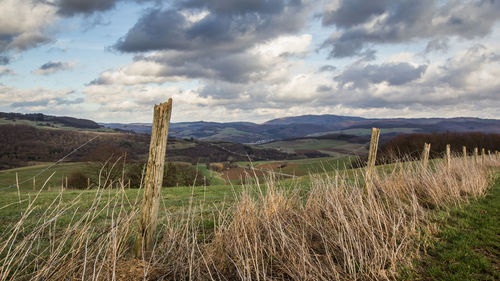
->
[0,152,499,280]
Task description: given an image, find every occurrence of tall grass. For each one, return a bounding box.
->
[0,155,498,280]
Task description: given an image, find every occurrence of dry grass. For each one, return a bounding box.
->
[0,155,498,280]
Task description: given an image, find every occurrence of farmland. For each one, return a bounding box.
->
[1,117,500,280]
[0,152,498,280]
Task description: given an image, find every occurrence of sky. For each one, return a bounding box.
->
[0,0,499,123]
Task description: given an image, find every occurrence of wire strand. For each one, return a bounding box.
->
[0,135,99,191]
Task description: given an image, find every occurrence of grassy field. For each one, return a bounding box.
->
[0,156,498,280]
[0,162,87,191]
[260,138,367,156]
[401,172,500,280]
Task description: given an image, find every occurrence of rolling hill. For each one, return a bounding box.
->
[102,115,500,143]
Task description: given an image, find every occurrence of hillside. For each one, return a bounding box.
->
[0,112,105,130]
[102,115,500,143]
[0,124,299,170]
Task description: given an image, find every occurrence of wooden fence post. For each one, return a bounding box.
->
[474,147,478,164]
[421,142,431,169]
[364,127,380,193]
[136,99,172,258]
[33,177,36,191]
[488,150,491,160]
[462,146,467,162]
[481,148,485,164]
[445,144,451,170]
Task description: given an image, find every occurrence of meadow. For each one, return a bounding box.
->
[0,152,498,280]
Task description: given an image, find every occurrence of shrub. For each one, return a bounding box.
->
[163,162,208,187]
[67,169,89,189]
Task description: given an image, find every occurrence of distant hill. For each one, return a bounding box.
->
[102,115,500,143]
[0,112,103,130]
[264,114,364,126]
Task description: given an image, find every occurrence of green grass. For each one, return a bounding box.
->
[0,162,88,191]
[260,138,366,156]
[2,159,499,281]
[400,171,500,280]
[197,164,226,185]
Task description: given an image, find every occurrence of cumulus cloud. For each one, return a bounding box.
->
[103,0,315,86]
[55,0,120,16]
[0,84,82,110]
[331,45,500,110]
[335,62,428,89]
[54,0,160,16]
[33,61,76,75]
[115,0,311,53]
[95,34,312,85]
[425,37,450,53]
[0,0,57,55]
[0,56,11,65]
[318,65,336,72]
[0,67,15,77]
[321,0,500,57]
[198,44,500,118]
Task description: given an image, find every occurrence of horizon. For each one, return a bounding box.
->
[1,1,499,123]
[3,110,499,125]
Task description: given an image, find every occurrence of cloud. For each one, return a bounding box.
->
[55,0,120,16]
[318,65,336,72]
[330,45,500,110]
[55,0,158,16]
[115,0,311,53]
[82,42,500,122]
[198,44,500,118]
[0,56,11,65]
[0,66,16,77]
[321,0,500,57]
[0,84,81,109]
[33,61,76,75]
[425,37,450,53]
[107,0,314,85]
[335,62,428,89]
[0,0,56,55]
[95,34,312,85]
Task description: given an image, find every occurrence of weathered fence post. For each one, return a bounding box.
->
[481,148,485,164]
[421,142,431,169]
[364,127,380,193]
[462,146,467,162]
[445,144,451,170]
[136,99,172,258]
[33,177,36,191]
[474,147,479,164]
[488,150,491,160]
